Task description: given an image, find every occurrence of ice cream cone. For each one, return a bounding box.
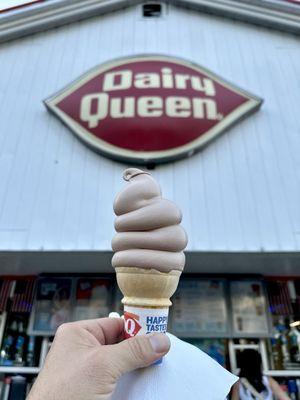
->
[116,267,181,341]
[116,267,181,308]
[112,168,187,346]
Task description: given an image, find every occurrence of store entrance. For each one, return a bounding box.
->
[0,274,299,398]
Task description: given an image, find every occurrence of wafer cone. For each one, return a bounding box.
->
[116,267,181,342]
[116,267,181,308]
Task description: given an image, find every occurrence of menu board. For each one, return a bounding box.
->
[171,280,228,337]
[29,278,73,335]
[73,278,112,321]
[230,281,269,336]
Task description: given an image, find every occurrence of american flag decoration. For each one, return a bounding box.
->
[11,278,36,313]
[267,281,293,316]
[295,280,300,311]
[0,279,13,312]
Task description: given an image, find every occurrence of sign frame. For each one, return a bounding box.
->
[229,279,271,338]
[170,278,230,338]
[45,54,263,165]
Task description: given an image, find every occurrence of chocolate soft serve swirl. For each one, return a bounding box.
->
[112,168,187,273]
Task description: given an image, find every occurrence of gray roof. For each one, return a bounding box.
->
[0,3,299,265]
[1,0,300,44]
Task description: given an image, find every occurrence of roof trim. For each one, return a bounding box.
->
[0,0,300,44]
[0,250,300,275]
[0,0,141,44]
[175,0,300,35]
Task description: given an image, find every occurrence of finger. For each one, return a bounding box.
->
[70,318,125,345]
[102,333,171,378]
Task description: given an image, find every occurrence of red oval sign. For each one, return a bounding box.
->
[45,55,262,164]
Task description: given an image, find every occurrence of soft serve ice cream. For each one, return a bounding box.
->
[112,168,187,339]
[112,168,187,272]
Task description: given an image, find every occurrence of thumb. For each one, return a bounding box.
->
[104,333,171,376]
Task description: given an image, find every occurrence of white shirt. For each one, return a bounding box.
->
[239,376,273,400]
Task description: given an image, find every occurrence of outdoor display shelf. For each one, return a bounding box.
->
[0,367,40,374]
[0,274,299,400]
[265,371,300,377]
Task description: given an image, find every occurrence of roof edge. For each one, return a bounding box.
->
[0,0,300,44]
[0,0,141,44]
[0,250,300,275]
[175,0,300,35]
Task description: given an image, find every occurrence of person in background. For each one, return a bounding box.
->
[231,349,290,400]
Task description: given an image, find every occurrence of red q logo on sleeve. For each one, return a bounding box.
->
[124,312,142,338]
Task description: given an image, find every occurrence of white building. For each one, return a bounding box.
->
[0,0,300,276]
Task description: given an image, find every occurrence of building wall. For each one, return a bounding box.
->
[0,4,299,252]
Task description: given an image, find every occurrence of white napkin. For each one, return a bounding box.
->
[112,333,238,400]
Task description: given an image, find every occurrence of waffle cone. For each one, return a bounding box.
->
[116,267,181,308]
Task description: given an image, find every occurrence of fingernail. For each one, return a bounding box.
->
[109,312,121,318]
[149,334,170,354]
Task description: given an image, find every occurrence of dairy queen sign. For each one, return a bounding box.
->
[45,55,262,164]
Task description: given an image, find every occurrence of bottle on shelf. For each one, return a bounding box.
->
[280,318,291,366]
[0,334,14,367]
[14,322,26,366]
[288,325,300,365]
[270,336,283,370]
[288,379,299,400]
[26,336,36,367]
[0,320,18,366]
[270,317,285,370]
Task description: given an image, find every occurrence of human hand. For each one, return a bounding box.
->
[27,318,170,400]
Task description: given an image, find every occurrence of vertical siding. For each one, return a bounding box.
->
[0,5,299,251]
